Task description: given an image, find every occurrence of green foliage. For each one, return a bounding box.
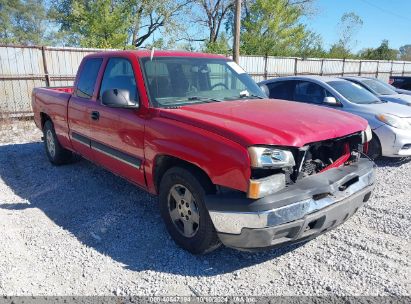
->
[49,0,190,48]
[399,45,411,61]
[326,12,363,59]
[240,0,309,56]
[203,34,230,55]
[328,43,354,59]
[54,0,130,48]
[0,0,50,45]
[359,40,398,60]
[337,12,363,49]
[296,31,327,58]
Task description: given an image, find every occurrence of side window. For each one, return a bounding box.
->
[266,81,294,100]
[99,58,138,102]
[293,81,326,104]
[76,58,103,99]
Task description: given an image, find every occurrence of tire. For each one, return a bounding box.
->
[159,166,221,254]
[367,134,382,160]
[43,120,73,165]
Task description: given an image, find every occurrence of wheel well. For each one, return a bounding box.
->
[40,112,51,128]
[154,155,216,194]
[369,131,382,156]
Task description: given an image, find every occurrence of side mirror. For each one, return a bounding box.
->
[323,96,339,106]
[102,89,139,109]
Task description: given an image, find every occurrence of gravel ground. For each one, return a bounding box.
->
[0,120,410,297]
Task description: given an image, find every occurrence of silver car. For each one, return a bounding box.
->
[342,76,411,106]
[259,76,411,158]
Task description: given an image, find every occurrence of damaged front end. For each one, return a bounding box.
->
[205,129,375,250]
[293,131,368,180]
[247,129,372,199]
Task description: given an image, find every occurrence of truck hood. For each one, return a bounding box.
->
[159,99,367,147]
[380,94,411,106]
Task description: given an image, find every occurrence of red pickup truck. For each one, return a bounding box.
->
[32,50,375,254]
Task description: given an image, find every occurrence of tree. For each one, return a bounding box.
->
[0,0,51,45]
[72,0,130,48]
[359,40,398,60]
[399,45,411,61]
[203,33,230,54]
[193,0,234,44]
[328,12,363,58]
[49,0,129,47]
[297,31,326,58]
[126,0,193,47]
[50,0,192,48]
[240,0,310,56]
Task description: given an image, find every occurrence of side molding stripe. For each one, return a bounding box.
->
[91,140,142,169]
[72,132,90,147]
[71,132,141,169]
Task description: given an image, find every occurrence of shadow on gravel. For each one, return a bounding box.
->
[0,142,306,276]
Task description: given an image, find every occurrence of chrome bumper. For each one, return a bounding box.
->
[207,159,375,235]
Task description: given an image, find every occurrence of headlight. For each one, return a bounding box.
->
[248,146,295,168]
[248,173,285,199]
[362,124,373,143]
[376,114,411,130]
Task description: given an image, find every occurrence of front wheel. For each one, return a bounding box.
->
[43,120,73,165]
[159,167,221,254]
[367,134,382,160]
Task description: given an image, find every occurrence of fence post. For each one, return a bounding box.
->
[294,58,298,75]
[320,58,324,76]
[41,46,50,87]
[402,62,406,76]
[358,60,362,76]
[389,60,394,78]
[263,53,268,80]
[375,61,379,78]
[341,58,346,76]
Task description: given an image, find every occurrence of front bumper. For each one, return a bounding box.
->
[205,158,375,250]
[374,124,411,157]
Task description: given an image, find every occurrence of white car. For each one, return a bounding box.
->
[259,76,411,159]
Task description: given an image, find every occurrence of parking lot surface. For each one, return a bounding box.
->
[0,121,409,296]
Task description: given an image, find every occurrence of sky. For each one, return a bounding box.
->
[305,0,411,52]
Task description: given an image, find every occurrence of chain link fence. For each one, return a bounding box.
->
[1,44,411,116]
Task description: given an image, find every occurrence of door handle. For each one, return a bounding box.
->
[91,111,100,121]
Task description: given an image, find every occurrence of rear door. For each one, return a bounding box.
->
[266,81,296,100]
[89,57,146,187]
[293,81,327,104]
[68,57,103,160]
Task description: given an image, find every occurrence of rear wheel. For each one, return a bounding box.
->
[43,120,73,165]
[367,134,382,160]
[159,167,221,254]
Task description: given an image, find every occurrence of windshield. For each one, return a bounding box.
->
[328,81,381,104]
[362,79,397,95]
[140,57,266,107]
[374,79,400,95]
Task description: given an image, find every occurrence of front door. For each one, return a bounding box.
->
[68,57,103,160]
[89,57,146,187]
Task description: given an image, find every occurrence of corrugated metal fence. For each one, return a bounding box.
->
[1,44,411,115]
[0,45,114,115]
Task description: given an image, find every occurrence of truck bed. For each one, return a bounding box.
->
[32,86,74,150]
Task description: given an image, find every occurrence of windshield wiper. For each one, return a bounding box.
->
[366,100,386,104]
[187,96,223,102]
[239,94,265,99]
[172,96,223,104]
